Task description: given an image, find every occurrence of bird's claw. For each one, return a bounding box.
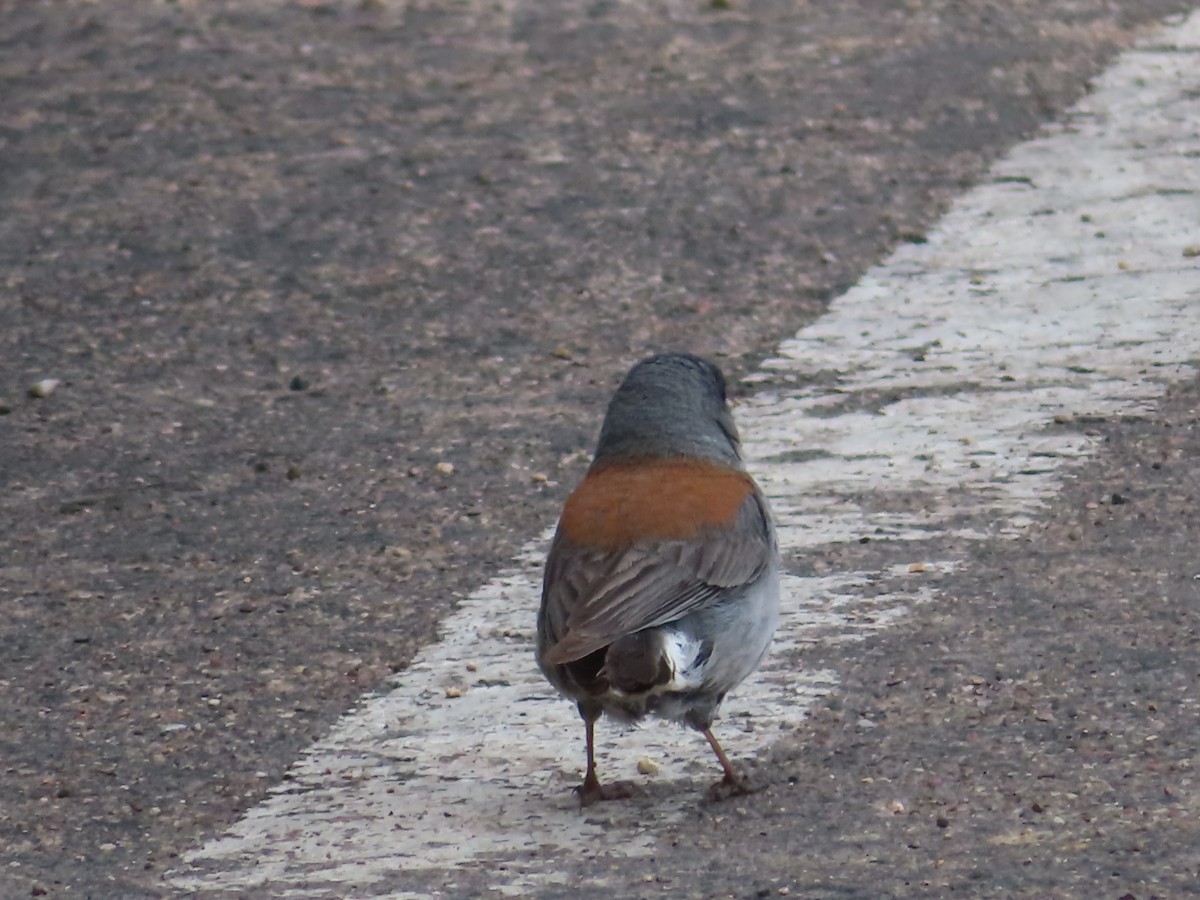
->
[575,778,637,808]
[706,772,767,803]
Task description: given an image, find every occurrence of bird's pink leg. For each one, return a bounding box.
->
[701,726,765,801]
[575,716,635,807]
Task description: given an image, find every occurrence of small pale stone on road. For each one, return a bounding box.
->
[636,757,659,775]
[28,377,59,398]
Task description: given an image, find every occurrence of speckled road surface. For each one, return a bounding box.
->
[172,13,1200,897]
[1,1,1198,897]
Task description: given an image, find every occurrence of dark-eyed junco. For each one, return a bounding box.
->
[536,352,780,806]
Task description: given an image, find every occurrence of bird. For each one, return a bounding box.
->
[536,352,780,806]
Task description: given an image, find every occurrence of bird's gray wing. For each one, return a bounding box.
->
[538,490,774,665]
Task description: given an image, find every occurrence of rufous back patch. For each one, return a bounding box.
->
[559,457,753,551]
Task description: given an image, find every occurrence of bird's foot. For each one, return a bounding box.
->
[706,771,767,803]
[575,778,637,808]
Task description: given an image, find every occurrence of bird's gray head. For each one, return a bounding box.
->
[592,353,743,466]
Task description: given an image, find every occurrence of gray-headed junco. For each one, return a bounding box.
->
[536,352,780,805]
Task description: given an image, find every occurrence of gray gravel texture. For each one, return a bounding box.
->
[0,0,1194,896]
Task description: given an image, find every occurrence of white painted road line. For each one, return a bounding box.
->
[171,11,1200,897]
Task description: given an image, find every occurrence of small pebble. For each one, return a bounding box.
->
[435,461,455,475]
[636,757,659,775]
[28,378,59,398]
[445,686,463,698]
